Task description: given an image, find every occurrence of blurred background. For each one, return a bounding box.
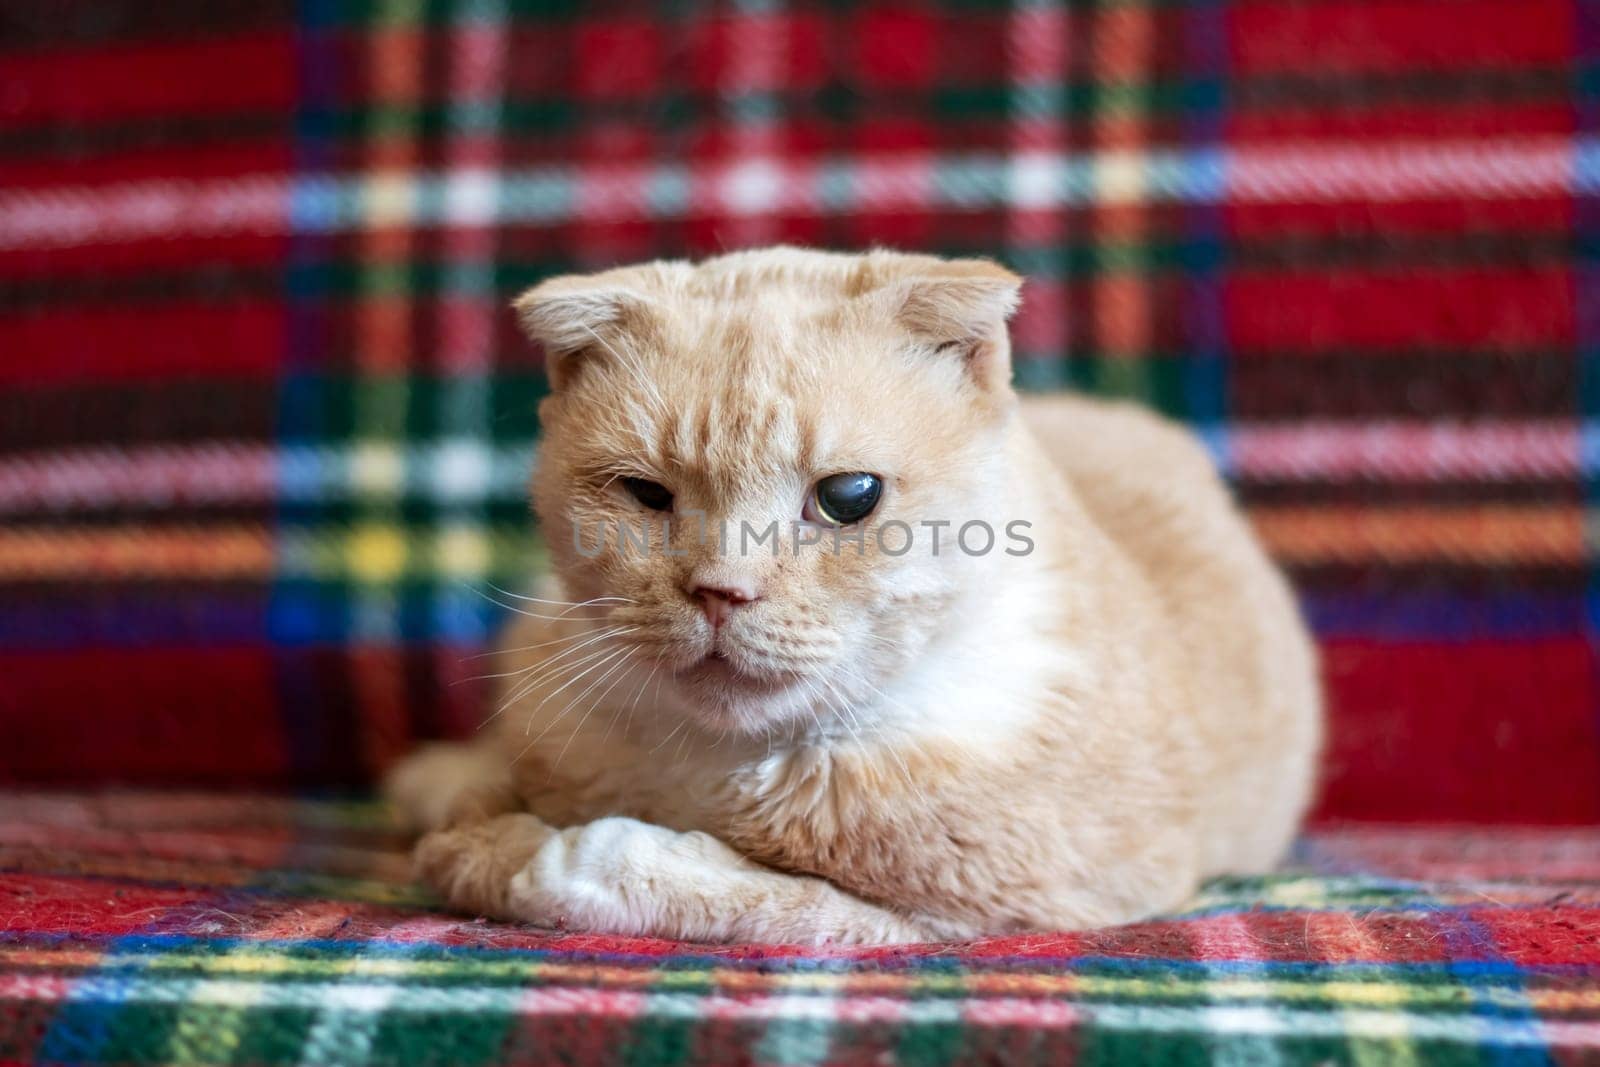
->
[1,1,1596,824]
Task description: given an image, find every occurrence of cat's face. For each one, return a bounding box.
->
[519,248,1022,737]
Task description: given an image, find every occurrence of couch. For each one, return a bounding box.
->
[2,1,1597,1062]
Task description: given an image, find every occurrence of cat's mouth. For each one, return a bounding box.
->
[682,649,767,685]
[675,645,798,700]
[641,626,818,727]
[683,653,732,682]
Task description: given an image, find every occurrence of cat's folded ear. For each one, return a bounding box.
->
[885,259,1023,393]
[512,277,660,390]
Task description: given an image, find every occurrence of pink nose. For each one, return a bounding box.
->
[686,579,759,627]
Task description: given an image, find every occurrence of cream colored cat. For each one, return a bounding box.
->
[386,246,1321,944]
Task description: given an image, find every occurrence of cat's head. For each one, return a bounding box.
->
[516,247,1025,738]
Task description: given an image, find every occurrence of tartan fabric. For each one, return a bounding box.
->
[8,8,1600,1062]
[0,792,1597,1066]
[5,0,1600,823]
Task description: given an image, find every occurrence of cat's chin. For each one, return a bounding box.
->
[668,655,808,734]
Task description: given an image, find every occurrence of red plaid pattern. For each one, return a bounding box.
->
[0,2,1597,826]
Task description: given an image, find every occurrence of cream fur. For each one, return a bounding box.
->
[388,246,1321,945]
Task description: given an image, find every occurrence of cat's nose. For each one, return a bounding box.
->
[685,578,759,627]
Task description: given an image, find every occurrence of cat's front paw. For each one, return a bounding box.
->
[415,812,555,918]
[510,817,730,937]
[420,814,744,937]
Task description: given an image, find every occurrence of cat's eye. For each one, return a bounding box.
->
[620,477,674,512]
[806,473,882,526]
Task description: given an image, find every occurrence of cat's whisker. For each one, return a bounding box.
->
[578,650,644,737]
[521,644,635,740]
[808,712,828,744]
[600,706,625,749]
[545,649,641,782]
[795,674,843,738]
[458,622,625,664]
[814,681,853,731]
[460,625,635,684]
[738,654,829,675]
[857,630,913,653]
[609,663,658,746]
[649,717,688,756]
[487,648,606,729]
[487,632,637,729]
[602,670,649,747]
[494,624,630,686]
[483,585,635,609]
[819,675,868,735]
[469,583,620,623]
[509,645,637,766]
[644,670,665,734]
[480,588,636,620]
[482,644,629,723]
[480,600,617,624]
[495,643,624,734]
[464,579,616,613]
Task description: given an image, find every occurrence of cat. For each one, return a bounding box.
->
[386,246,1321,945]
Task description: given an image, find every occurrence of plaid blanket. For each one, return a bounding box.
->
[4,1,1600,826]
[6,3,1599,1062]
[5,3,1600,1057]
[0,792,1596,1066]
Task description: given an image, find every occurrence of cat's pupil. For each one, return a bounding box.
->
[813,473,882,525]
[622,477,674,511]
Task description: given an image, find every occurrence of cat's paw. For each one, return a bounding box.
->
[510,817,732,936]
[414,812,555,918]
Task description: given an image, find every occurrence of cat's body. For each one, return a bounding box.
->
[388,247,1320,944]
